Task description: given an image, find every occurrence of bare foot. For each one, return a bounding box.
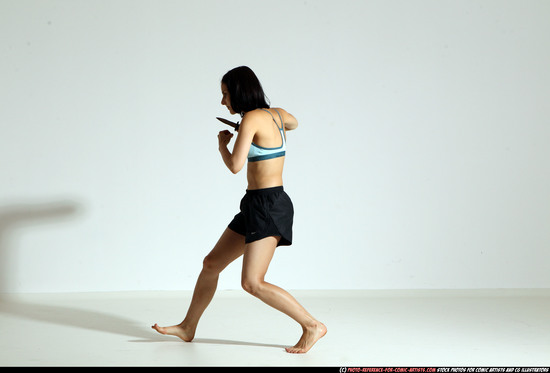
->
[151,323,195,342]
[285,322,327,353]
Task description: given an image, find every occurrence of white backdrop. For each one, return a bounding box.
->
[1,0,549,293]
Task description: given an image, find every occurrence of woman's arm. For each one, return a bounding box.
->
[218,130,236,172]
[282,110,298,131]
[218,113,257,174]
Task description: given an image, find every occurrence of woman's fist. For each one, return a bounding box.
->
[218,130,233,148]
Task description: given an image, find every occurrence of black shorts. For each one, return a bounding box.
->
[228,186,293,247]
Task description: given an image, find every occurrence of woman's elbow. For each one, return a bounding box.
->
[229,161,245,174]
[285,119,298,131]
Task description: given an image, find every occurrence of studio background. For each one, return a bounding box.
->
[1,0,549,293]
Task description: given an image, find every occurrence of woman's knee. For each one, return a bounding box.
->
[202,254,222,274]
[241,275,263,295]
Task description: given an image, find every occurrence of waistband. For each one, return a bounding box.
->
[245,186,284,196]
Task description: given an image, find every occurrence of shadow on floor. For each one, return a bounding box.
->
[0,298,287,349]
[129,335,287,349]
[0,297,157,340]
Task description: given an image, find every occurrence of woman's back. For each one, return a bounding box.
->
[242,108,296,190]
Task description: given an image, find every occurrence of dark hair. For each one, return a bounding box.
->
[221,66,270,114]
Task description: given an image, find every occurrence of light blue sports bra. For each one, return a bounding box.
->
[247,109,286,162]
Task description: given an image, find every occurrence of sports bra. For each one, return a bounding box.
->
[247,109,286,162]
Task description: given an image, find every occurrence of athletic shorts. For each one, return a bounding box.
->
[228,186,293,247]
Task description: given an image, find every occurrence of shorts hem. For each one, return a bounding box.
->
[245,234,292,247]
[227,222,246,237]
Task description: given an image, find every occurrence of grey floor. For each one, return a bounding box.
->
[0,289,549,366]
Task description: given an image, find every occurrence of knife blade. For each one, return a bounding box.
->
[216,117,240,131]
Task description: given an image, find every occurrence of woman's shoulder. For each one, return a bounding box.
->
[242,107,297,131]
[246,107,286,114]
[242,108,285,121]
[269,107,288,115]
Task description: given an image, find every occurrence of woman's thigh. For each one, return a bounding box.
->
[241,236,280,283]
[203,227,246,273]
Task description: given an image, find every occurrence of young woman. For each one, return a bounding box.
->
[152,66,326,353]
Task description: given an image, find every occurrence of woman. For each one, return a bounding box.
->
[152,66,326,354]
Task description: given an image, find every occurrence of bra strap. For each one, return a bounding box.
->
[273,109,286,140]
[259,108,286,145]
[261,108,283,130]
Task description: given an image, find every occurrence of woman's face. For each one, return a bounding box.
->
[221,83,235,114]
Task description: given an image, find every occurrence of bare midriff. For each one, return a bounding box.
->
[246,156,285,190]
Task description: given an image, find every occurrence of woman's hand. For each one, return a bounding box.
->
[218,130,233,149]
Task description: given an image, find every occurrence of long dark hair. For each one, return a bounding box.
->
[221,66,270,115]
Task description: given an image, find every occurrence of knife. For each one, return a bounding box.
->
[216,117,240,131]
